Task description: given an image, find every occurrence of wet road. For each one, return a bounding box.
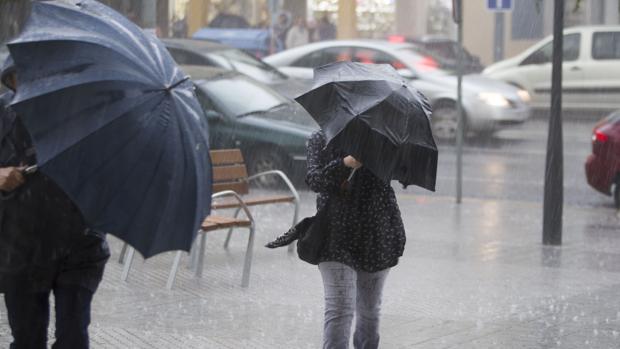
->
[404,118,613,209]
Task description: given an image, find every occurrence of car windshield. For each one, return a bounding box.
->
[197,75,289,117]
[206,49,287,84]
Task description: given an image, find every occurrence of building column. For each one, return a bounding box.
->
[604,0,620,24]
[395,0,427,38]
[337,0,357,39]
[187,0,209,37]
[157,0,170,37]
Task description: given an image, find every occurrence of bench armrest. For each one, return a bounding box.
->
[211,190,255,224]
[247,170,300,204]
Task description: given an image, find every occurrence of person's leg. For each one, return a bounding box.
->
[4,290,51,349]
[318,262,357,349]
[353,268,390,349]
[51,284,94,349]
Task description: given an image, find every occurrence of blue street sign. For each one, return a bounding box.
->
[487,0,512,11]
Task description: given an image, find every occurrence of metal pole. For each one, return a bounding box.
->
[543,0,564,245]
[493,12,505,62]
[456,0,464,204]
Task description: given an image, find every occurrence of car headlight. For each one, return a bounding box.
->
[478,92,510,108]
[517,89,531,103]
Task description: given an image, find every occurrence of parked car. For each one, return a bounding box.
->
[163,38,310,99]
[388,35,484,73]
[182,65,317,186]
[585,110,620,208]
[484,26,620,111]
[265,40,531,141]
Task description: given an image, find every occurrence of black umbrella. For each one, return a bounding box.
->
[6,0,212,258]
[295,62,438,191]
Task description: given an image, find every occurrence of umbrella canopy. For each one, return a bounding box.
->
[6,0,212,258]
[295,62,437,191]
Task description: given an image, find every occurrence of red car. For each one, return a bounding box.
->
[585,111,620,208]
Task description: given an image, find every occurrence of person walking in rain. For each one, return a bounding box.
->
[286,16,310,49]
[304,130,406,348]
[0,58,110,349]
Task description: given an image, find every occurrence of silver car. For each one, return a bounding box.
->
[265,40,532,140]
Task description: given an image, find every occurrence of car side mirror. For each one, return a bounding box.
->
[205,110,225,121]
[397,69,417,80]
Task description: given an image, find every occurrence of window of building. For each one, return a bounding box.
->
[511,0,544,40]
[592,32,620,60]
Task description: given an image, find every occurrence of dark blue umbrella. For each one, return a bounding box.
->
[6,0,212,258]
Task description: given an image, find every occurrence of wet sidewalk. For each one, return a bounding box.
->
[1,190,619,348]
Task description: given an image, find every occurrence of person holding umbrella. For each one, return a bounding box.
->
[268,62,437,348]
[0,58,110,348]
[0,0,212,346]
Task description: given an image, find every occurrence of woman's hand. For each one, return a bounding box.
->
[0,167,26,192]
[343,156,362,169]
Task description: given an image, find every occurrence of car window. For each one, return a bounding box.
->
[167,48,212,66]
[563,34,580,61]
[196,75,288,117]
[292,46,354,67]
[425,42,459,60]
[353,48,407,69]
[520,34,580,65]
[592,32,620,60]
[206,49,287,83]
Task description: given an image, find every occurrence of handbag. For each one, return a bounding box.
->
[295,200,330,265]
[264,200,330,265]
[265,168,356,264]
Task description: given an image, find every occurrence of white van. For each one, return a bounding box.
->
[484,26,620,111]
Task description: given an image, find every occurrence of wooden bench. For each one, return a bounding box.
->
[120,149,300,289]
[208,149,300,252]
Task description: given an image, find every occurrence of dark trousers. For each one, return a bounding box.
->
[4,284,94,349]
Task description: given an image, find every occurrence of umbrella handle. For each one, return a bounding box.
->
[346,168,358,182]
[23,165,38,175]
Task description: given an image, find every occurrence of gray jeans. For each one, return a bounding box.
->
[318,262,390,349]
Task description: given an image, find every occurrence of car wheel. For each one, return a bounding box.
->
[614,176,620,210]
[432,102,463,142]
[247,149,289,189]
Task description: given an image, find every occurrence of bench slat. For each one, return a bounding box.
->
[210,149,244,165]
[212,195,295,209]
[213,164,248,182]
[202,215,251,231]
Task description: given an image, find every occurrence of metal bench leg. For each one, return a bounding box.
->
[188,236,200,270]
[118,242,128,264]
[287,199,300,254]
[167,251,184,290]
[121,247,135,281]
[195,231,208,278]
[241,226,256,288]
[224,207,242,249]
